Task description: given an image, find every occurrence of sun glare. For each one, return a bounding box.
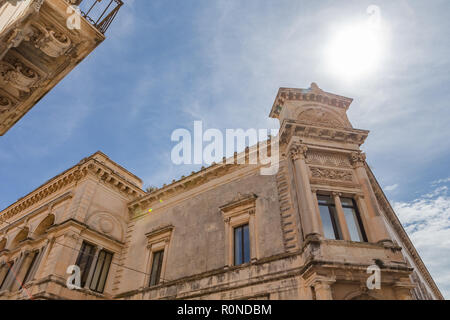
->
[324,20,386,81]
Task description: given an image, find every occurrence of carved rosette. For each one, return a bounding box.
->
[289,143,308,161]
[350,152,366,168]
[0,95,14,112]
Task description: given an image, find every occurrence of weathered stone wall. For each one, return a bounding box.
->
[118,167,285,294]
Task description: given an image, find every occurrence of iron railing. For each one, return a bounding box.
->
[69,0,123,34]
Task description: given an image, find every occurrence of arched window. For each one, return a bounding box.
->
[10,228,29,249]
[34,215,55,237]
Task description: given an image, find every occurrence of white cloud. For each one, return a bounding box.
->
[393,185,450,299]
[385,184,399,191]
[432,178,450,186]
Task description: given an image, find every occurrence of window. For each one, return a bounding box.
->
[75,242,114,294]
[317,195,342,240]
[220,193,258,267]
[23,251,40,284]
[341,198,367,242]
[75,242,96,287]
[89,249,113,293]
[234,224,251,265]
[149,250,164,286]
[145,225,173,288]
[0,261,13,291]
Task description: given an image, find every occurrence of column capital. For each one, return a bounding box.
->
[289,143,308,161]
[350,152,366,168]
[332,192,342,198]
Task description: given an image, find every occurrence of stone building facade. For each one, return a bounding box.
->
[0,83,443,300]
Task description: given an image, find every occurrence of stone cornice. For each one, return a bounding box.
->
[219,193,257,214]
[365,164,444,300]
[279,119,369,146]
[0,191,73,233]
[270,83,354,119]
[0,153,145,223]
[129,162,242,213]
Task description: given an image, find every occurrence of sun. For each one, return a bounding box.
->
[324,20,386,81]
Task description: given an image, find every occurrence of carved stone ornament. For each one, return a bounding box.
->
[289,144,308,161]
[306,151,352,168]
[350,152,366,167]
[0,59,39,92]
[310,167,353,182]
[297,108,345,128]
[32,23,72,58]
[0,95,13,111]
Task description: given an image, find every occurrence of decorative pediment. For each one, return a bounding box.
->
[297,108,347,128]
[219,193,257,218]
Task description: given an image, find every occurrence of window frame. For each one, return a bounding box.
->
[317,194,343,240]
[314,191,369,243]
[149,249,164,287]
[145,225,173,288]
[220,194,258,267]
[75,241,96,288]
[89,249,113,293]
[340,197,368,242]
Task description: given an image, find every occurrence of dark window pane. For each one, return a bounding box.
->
[97,252,112,293]
[243,224,250,264]
[319,205,337,239]
[90,250,113,293]
[328,206,343,240]
[234,224,251,265]
[75,242,95,287]
[234,227,243,265]
[90,251,105,292]
[23,251,39,284]
[0,261,13,290]
[149,250,164,286]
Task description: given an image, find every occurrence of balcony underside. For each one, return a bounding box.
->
[0,0,107,136]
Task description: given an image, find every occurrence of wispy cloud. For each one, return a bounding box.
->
[385,184,399,191]
[393,185,450,299]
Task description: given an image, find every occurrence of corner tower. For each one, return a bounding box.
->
[270,83,443,300]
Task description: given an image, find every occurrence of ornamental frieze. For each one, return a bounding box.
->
[306,150,352,168]
[309,166,353,182]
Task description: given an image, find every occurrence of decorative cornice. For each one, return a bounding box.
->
[0,153,145,223]
[365,164,444,300]
[129,162,244,214]
[219,193,257,214]
[270,83,354,119]
[279,120,369,146]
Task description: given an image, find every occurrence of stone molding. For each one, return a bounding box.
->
[279,120,369,146]
[0,155,145,223]
[270,83,354,119]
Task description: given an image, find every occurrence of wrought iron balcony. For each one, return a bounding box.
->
[68,0,123,34]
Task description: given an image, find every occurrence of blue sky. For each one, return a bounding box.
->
[1,0,449,298]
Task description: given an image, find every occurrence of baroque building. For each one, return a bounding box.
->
[0,0,122,136]
[0,83,443,300]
